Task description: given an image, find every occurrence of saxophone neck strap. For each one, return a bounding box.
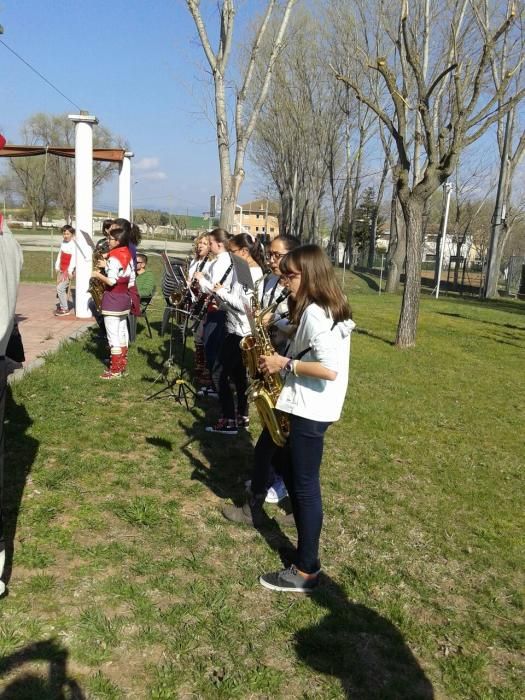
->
[292,321,337,362]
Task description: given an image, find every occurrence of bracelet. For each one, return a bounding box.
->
[292,360,299,376]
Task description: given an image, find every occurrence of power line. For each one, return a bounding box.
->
[0,38,82,111]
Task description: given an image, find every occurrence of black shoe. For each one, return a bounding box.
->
[259,565,320,593]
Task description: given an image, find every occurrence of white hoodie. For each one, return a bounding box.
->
[276,303,356,423]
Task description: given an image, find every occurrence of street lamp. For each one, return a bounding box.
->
[235,204,243,234]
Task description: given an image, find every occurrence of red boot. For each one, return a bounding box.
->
[120,346,128,375]
[100,351,122,379]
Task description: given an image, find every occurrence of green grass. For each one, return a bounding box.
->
[19,250,166,285]
[1,271,524,697]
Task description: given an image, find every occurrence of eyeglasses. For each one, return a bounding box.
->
[282,271,301,281]
[269,251,286,260]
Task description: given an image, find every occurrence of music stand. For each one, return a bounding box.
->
[145,305,196,409]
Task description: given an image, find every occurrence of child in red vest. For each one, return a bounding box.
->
[90,220,134,379]
[54,225,76,315]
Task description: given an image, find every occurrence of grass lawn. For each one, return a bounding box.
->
[20,251,166,285]
[2,268,524,698]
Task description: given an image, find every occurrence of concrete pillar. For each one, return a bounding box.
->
[118,151,134,221]
[68,113,98,319]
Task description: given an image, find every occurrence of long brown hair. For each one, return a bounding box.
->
[280,244,352,324]
[209,227,231,246]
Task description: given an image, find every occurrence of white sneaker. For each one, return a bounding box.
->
[245,478,288,504]
[266,479,288,503]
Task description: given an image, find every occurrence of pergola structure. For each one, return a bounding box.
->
[0,114,133,318]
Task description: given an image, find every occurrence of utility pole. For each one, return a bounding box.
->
[265,190,269,241]
[484,108,512,299]
[434,182,453,299]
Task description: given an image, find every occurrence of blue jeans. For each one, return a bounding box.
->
[280,414,331,574]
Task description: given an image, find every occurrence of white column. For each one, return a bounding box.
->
[118,151,134,221]
[68,113,98,319]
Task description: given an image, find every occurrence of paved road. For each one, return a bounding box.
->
[14,233,193,256]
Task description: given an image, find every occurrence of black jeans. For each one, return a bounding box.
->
[203,310,226,376]
[251,427,284,495]
[279,414,331,574]
[217,332,248,420]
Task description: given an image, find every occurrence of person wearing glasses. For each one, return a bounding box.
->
[237,235,300,504]
[91,220,135,379]
[135,254,155,298]
[227,244,355,593]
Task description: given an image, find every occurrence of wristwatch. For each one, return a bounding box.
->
[283,358,294,374]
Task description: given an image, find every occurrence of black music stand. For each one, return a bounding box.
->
[145,306,196,409]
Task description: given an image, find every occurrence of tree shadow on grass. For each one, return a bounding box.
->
[297,574,435,699]
[353,271,381,292]
[355,327,396,347]
[0,639,85,700]
[437,311,525,332]
[2,385,39,590]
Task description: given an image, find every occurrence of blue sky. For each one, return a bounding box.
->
[0,1,264,215]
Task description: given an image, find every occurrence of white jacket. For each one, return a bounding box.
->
[276,303,356,423]
[198,251,233,293]
[0,222,23,354]
[215,266,264,336]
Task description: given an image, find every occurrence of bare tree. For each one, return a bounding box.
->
[186,0,297,231]
[333,0,525,346]
[7,113,120,226]
[484,3,525,296]
[251,9,346,243]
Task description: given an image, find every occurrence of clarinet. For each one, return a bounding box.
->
[189,259,233,331]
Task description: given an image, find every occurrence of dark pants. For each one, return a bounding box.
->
[203,310,226,377]
[217,333,248,420]
[251,427,283,495]
[279,414,331,574]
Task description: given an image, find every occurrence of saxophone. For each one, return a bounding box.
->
[89,241,108,311]
[240,280,290,447]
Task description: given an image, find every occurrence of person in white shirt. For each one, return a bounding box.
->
[192,228,233,398]
[257,245,355,593]
[206,234,265,435]
[54,225,76,316]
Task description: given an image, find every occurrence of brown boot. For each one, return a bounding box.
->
[222,494,266,527]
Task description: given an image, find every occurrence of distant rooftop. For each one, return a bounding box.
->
[239,199,280,215]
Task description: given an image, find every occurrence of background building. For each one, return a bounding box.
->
[232,199,280,239]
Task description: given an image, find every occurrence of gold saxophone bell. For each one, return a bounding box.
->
[89,246,107,311]
[240,276,290,447]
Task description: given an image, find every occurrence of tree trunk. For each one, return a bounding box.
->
[219,173,244,232]
[396,197,424,348]
[385,192,405,293]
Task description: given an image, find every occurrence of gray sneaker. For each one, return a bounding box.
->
[259,565,319,593]
[222,495,265,527]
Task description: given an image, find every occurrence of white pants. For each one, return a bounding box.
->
[104,315,129,349]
